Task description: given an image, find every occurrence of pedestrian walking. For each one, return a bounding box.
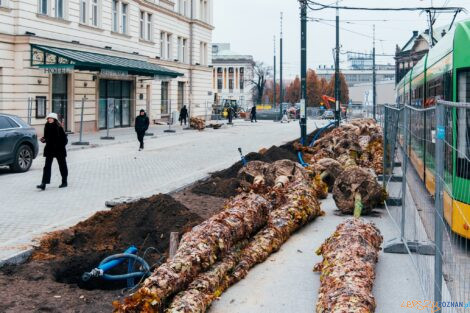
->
[227,106,233,124]
[250,105,257,123]
[135,109,149,151]
[179,105,188,126]
[36,113,68,190]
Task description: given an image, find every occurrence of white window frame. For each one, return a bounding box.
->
[39,0,49,15]
[0,0,9,8]
[160,31,166,58]
[79,0,87,24]
[91,0,99,27]
[139,10,145,39]
[121,2,128,34]
[55,0,64,18]
[166,33,172,60]
[146,13,152,41]
[112,0,119,32]
[182,38,187,63]
[200,42,207,65]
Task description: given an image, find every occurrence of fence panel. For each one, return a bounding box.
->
[382,101,470,312]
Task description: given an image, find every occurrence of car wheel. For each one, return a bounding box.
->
[10,144,33,172]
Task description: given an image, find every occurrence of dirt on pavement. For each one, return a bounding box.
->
[0,193,209,313]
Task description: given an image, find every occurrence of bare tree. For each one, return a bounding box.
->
[251,61,271,105]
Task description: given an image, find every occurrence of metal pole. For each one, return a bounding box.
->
[279,12,284,120]
[401,106,408,240]
[334,0,340,127]
[434,103,445,306]
[27,97,32,125]
[383,107,388,189]
[72,96,90,145]
[300,0,307,145]
[273,35,277,110]
[373,24,377,120]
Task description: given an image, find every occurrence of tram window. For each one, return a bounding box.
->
[456,71,470,179]
[444,71,453,101]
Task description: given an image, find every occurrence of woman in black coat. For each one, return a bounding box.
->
[37,113,68,190]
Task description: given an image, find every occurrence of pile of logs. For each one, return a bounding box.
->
[314,218,383,313]
[114,160,324,313]
[296,118,386,216]
[190,117,206,131]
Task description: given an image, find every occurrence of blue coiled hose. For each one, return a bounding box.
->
[297,121,336,167]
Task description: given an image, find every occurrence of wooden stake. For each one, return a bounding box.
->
[169,232,179,259]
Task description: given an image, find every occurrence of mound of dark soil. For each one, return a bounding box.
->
[191,177,241,198]
[32,194,202,290]
[212,145,298,180]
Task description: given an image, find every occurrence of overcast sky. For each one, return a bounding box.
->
[213,0,469,79]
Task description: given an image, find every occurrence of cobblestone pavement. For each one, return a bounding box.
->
[0,120,324,262]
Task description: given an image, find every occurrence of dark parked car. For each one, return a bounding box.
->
[0,114,39,172]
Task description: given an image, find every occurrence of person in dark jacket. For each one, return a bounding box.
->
[227,106,233,124]
[179,105,188,126]
[250,105,257,123]
[135,109,149,151]
[36,113,68,190]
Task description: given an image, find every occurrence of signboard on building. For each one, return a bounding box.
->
[43,65,74,74]
[99,69,129,79]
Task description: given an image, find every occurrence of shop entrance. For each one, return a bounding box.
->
[99,80,132,129]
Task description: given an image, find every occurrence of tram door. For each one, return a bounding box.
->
[457,71,470,179]
[52,74,68,130]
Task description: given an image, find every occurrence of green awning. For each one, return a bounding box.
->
[31,44,183,78]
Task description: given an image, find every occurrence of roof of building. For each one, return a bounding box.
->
[212,43,254,62]
[399,24,451,53]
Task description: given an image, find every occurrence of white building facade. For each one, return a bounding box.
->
[211,43,254,110]
[0,0,213,134]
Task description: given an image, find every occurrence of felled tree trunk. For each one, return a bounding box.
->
[332,166,386,215]
[114,192,271,313]
[314,218,383,313]
[166,180,323,313]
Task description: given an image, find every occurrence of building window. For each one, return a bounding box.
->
[91,0,98,26]
[121,3,128,34]
[199,42,207,65]
[112,0,118,32]
[39,0,48,15]
[160,32,172,60]
[0,0,8,8]
[177,37,187,63]
[79,0,86,23]
[36,97,47,118]
[55,0,64,18]
[178,0,187,16]
[167,33,172,60]
[161,82,169,115]
[146,14,152,41]
[160,32,165,58]
[240,67,245,90]
[140,11,145,39]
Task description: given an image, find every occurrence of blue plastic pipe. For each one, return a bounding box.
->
[98,246,137,272]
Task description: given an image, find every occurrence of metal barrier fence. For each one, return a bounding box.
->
[380,100,470,312]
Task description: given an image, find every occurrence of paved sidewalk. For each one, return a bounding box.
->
[0,120,324,262]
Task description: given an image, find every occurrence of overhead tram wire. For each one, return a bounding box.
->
[305,1,465,13]
[309,19,389,42]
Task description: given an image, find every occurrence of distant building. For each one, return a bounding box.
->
[395,25,449,84]
[316,52,395,88]
[349,81,396,105]
[316,67,395,87]
[211,43,255,109]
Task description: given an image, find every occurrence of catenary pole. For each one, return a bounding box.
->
[300,0,307,145]
[273,35,277,109]
[334,0,340,126]
[279,12,284,120]
[373,24,377,120]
